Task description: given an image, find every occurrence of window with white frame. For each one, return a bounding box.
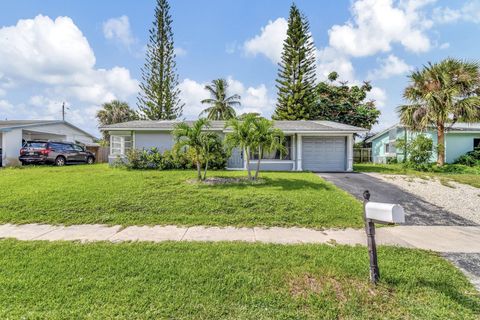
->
[251,136,292,160]
[110,135,132,155]
[385,142,396,154]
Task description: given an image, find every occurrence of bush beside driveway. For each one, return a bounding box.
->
[0,164,363,228]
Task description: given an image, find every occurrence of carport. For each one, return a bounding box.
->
[0,120,96,167]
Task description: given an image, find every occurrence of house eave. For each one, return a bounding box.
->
[104,128,364,135]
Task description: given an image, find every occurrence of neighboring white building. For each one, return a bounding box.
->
[0,120,96,167]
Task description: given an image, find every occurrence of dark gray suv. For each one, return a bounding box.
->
[19,141,95,166]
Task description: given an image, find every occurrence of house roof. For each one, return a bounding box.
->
[0,120,97,139]
[100,120,367,133]
[366,122,480,143]
[0,120,61,129]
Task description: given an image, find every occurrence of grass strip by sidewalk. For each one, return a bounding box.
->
[0,240,478,319]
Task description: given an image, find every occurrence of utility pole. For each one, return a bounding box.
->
[62,102,70,121]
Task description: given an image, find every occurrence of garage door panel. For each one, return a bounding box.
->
[302,136,346,172]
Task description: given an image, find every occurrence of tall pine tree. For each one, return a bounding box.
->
[273,4,316,120]
[138,0,184,120]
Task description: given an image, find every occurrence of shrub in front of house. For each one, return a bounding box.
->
[123,147,227,171]
[397,135,434,171]
[454,149,480,167]
[386,157,398,164]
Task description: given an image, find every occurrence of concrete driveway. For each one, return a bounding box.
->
[319,172,477,226]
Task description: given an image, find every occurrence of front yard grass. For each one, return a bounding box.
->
[354,163,480,188]
[0,164,363,228]
[0,240,478,319]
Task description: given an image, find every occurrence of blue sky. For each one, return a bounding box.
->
[1,0,480,136]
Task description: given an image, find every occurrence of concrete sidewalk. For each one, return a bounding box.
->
[0,223,479,253]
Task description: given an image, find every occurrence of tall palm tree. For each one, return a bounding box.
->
[200,79,240,120]
[398,58,480,166]
[96,100,139,140]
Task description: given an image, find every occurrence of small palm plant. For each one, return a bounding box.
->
[224,114,257,179]
[252,118,286,180]
[173,119,218,180]
[199,132,223,180]
[225,115,286,180]
[200,79,240,120]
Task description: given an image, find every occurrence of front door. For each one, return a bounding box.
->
[227,148,244,169]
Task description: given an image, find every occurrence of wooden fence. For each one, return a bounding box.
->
[353,148,372,163]
[86,146,110,163]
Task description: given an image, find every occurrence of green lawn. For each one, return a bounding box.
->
[354,163,480,188]
[0,164,363,228]
[0,240,478,319]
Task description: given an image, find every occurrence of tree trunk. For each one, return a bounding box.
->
[203,159,209,180]
[437,123,445,166]
[196,161,202,180]
[254,146,262,180]
[245,147,252,180]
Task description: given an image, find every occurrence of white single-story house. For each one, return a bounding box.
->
[366,122,480,163]
[101,120,367,172]
[0,120,96,167]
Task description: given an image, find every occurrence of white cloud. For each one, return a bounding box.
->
[367,87,387,108]
[243,18,288,64]
[316,47,355,81]
[433,1,480,24]
[0,99,14,113]
[328,0,433,57]
[0,15,138,135]
[102,15,135,47]
[0,15,138,101]
[174,47,187,57]
[439,42,450,49]
[0,15,95,84]
[367,54,412,79]
[179,77,275,119]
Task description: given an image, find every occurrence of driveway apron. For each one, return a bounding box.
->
[319,172,477,226]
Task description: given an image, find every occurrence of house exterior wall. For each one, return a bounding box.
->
[1,128,22,167]
[246,161,294,171]
[445,133,480,163]
[370,126,480,164]
[107,130,353,172]
[371,132,390,163]
[134,131,175,152]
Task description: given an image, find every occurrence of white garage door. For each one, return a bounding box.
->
[302,136,346,172]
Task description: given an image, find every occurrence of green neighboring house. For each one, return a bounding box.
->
[366,123,480,164]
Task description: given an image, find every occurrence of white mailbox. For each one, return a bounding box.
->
[365,202,405,224]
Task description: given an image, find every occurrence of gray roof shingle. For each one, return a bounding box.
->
[101,120,367,132]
